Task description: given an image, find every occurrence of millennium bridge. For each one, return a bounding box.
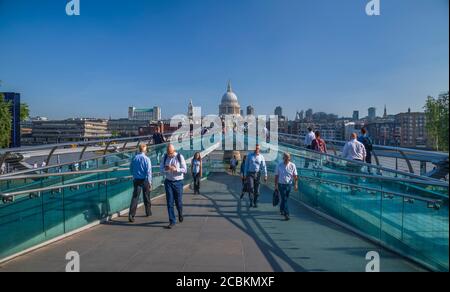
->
[0,133,448,272]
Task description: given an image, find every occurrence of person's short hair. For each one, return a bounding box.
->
[315,131,321,137]
[361,128,367,134]
[283,152,291,160]
[308,127,313,132]
[139,144,147,153]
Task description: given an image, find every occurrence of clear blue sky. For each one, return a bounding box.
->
[0,0,448,120]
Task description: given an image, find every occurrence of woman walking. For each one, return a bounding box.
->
[191,152,203,195]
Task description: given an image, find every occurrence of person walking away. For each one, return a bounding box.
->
[311,131,327,153]
[129,144,153,223]
[244,144,268,208]
[304,127,316,149]
[160,144,187,229]
[358,128,374,174]
[342,133,367,188]
[303,127,316,168]
[274,153,298,221]
[311,131,327,167]
[152,128,166,163]
[191,152,202,195]
[230,155,238,175]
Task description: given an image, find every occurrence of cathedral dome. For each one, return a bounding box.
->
[219,81,241,116]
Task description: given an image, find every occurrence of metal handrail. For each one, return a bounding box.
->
[0,133,173,155]
[0,143,221,200]
[262,166,445,204]
[277,141,442,182]
[297,167,449,194]
[296,174,443,205]
[279,133,449,158]
[0,167,122,181]
[0,139,160,178]
[0,176,132,199]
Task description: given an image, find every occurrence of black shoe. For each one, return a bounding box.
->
[284,215,290,221]
[254,203,258,208]
[128,216,135,223]
[146,210,152,217]
[179,215,184,223]
[167,223,175,229]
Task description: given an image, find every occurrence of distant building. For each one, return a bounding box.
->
[368,107,377,121]
[246,106,255,116]
[138,120,179,137]
[128,106,161,121]
[108,119,150,137]
[305,109,313,122]
[1,92,21,148]
[219,81,241,116]
[31,119,111,144]
[353,111,359,121]
[395,109,428,148]
[366,119,401,146]
[295,110,304,121]
[274,106,283,117]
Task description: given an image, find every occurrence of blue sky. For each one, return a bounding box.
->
[0,0,448,120]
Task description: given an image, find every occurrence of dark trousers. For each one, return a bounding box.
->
[278,184,292,216]
[247,172,261,204]
[164,179,184,224]
[193,173,201,193]
[304,145,313,168]
[366,152,373,174]
[129,179,152,218]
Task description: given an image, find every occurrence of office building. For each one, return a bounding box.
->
[1,92,21,148]
[353,111,359,121]
[246,106,255,116]
[108,119,150,137]
[368,107,377,121]
[31,119,111,144]
[128,106,161,121]
[395,109,428,148]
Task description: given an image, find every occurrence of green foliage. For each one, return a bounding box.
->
[424,92,449,152]
[0,93,12,148]
[20,103,30,122]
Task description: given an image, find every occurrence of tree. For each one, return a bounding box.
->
[424,92,449,152]
[20,103,30,122]
[0,93,12,148]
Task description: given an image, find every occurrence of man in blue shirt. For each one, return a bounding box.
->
[129,144,153,223]
[244,144,268,208]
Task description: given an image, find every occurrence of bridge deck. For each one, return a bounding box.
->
[0,173,424,272]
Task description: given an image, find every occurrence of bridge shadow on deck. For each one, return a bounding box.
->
[0,173,424,272]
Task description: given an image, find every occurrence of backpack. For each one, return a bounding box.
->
[361,136,373,152]
[314,139,326,153]
[163,153,182,166]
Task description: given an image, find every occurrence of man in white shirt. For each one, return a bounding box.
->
[303,127,316,168]
[304,127,316,149]
[342,133,367,162]
[160,144,187,229]
[275,153,298,221]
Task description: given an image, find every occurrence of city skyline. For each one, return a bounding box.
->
[0,0,448,120]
